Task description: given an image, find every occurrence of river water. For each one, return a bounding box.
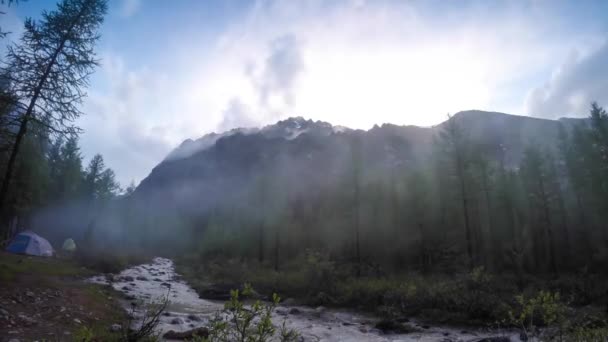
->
[88,257,521,341]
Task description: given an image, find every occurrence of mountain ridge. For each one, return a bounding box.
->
[135,110,586,203]
[160,110,585,168]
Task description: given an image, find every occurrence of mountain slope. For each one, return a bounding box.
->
[134,111,585,215]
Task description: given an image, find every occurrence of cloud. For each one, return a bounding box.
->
[76,0,604,185]
[255,34,304,109]
[217,98,257,132]
[525,40,608,118]
[119,0,141,18]
[78,54,185,186]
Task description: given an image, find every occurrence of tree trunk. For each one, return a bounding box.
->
[273,229,279,272]
[539,177,558,274]
[354,179,361,277]
[457,156,474,269]
[258,224,264,263]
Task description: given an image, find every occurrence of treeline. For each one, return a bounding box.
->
[186,103,608,275]
[0,122,121,232]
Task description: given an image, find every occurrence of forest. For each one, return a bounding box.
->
[1,0,608,341]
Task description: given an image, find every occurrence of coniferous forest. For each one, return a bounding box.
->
[1,0,608,341]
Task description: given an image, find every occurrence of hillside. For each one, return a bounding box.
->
[136,111,584,200]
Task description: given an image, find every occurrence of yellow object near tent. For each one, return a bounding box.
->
[62,238,76,252]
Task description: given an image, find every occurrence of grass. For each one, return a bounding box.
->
[0,251,129,340]
[75,248,152,274]
[176,253,608,339]
[0,251,92,281]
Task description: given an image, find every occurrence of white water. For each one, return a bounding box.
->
[89,257,521,341]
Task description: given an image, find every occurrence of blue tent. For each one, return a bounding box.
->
[5,231,54,257]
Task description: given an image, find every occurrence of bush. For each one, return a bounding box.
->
[194,283,300,342]
[508,291,567,339]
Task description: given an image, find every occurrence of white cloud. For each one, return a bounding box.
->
[525,40,608,118]
[78,54,190,185]
[217,98,257,132]
[77,0,601,185]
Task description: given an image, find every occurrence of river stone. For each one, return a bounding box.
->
[170,317,184,325]
[474,338,510,342]
[282,298,296,306]
[289,308,301,315]
[136,276,148,281]
[122,276,134,282]
[374,319,420,334]
[187,314,201,322]
[110,323,122,332]
[163,327,209,340]
[198,286,232,300]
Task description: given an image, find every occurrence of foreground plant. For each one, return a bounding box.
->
[194,283,299,342]
[508,291,567,340]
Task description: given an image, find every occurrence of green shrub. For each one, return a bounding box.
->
[195,283,300,342]
[508,291,567,339]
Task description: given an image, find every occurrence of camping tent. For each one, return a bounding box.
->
[62,238,76,252]
[5,231,54,257]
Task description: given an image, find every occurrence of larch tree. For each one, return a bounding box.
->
[440,114,475,269]
[351,134,363,277]
[0,0,107,234]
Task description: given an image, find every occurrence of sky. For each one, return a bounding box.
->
[2,0,608,186]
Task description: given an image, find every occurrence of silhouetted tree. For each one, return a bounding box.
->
[0,0,107,234]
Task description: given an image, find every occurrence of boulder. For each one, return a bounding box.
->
[374,319,420,334]
[198,285,233,300]
[110,323,122,332]
[170,317,184,325]
[288,308,301,315]
[163,327,209,340]
[187,314,202,322]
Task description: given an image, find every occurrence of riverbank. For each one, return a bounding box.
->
[0,251,126,341]
[90,257,523,341]
[174,255,608,341]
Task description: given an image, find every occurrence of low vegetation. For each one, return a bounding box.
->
[177,253,608,340]
[196,283,300,342]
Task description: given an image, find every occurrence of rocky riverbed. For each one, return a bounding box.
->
[88,257,522,341]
